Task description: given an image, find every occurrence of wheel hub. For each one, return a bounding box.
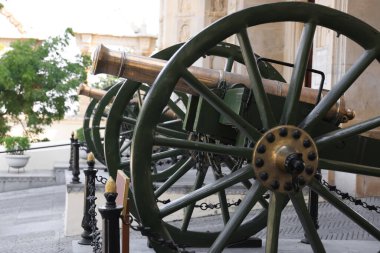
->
[252,125,318,193]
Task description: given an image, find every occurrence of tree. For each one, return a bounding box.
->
[0,28,91,137]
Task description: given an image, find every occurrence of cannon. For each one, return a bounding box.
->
[89,2,380,252]
[82,42,291,240]
[85,41,295,247]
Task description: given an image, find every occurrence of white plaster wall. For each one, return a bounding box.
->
[64,190,106,236]
[334,172,356,196]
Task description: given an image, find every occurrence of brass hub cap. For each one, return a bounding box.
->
[252,125,318,193]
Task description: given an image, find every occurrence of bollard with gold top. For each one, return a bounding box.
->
[68,131,75,171]
[78,152,97,245]
[98,176,123,253]
[71,133,80,184]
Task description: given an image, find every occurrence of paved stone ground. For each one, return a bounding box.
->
[174,197,380,241]
[0,185,74,253]
[0,185,379,253]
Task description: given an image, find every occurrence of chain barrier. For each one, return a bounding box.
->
[194,199,242,211]
[156,198,171,204]
[96,175,108,185]
[122,214,195,253]
[94,174,189,252]
[322,179,380,213]
[263,193,270,199]
[0,142,72,154]
[88,175,102,253]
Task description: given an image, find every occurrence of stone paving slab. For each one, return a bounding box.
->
[72,238,380,253]
[0,184,379,253]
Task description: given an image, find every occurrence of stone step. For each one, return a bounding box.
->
[0,167,63,192]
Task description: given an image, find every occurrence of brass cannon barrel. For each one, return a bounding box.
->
[92,44,355,123]
[78,84,179,119]
[78,83,106,101]
[78,83,141,104]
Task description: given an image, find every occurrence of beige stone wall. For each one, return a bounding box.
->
[159,0,290,74]
[75,33,157,56]
[159,0,226,50]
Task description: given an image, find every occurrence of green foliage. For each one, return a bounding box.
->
[30,137,50,143]
[2,136,30,155]
[91,75,121,89]
[0,28,92,137]
[76,127,85,143]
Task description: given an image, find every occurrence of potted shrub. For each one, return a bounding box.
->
[2,136,31,172]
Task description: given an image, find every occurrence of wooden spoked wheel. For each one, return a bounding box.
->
[131,2,380,252]
[104,42,285,247]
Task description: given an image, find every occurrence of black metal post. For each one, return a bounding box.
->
[98,187,123,253]
[69,132,75,171]
[78,153,97,245]
[71,137,81,184]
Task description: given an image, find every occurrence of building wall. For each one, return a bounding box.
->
[74,33,157,56]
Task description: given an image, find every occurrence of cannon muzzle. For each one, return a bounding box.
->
[78,83,105,101]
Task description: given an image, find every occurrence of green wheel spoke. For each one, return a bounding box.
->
[175,91,189,107]
[209,181,267,253]
[265,193,288,253]
[158,119,183,128]
[122,116,188,139]
[316,116,380,149]
[167,97,186,120]
[152,157,192,182]
[216,188,230,224]
[237,28,276,129]
[121,149,187,167]
[181,68,262,142]
[310,179,380,240]
[224,156,269,209]
[154,158,194,198]
[154,136,252,159]
[224,57,234,72]
[281,22,316,125]
[181,165,209,231]
[300,48,378,130]
[125,106,138,118]
[119,140,132,154]
[212,170,231,224]
[159,165,254,217]
[289,191,326,253]
[151,148,186,161]
[91,126,105,130]
[155,126,188,139]
[319,158,380,177]
[120,130,133,137]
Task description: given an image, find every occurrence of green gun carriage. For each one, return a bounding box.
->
[85,2,379,252]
